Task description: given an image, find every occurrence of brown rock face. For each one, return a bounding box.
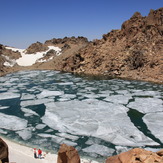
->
[45,36,88,46]
[25,41,48,54]
[57,144,80,163]
[106,148,163,163]
[60,7,163,83]
[0,138,9,163]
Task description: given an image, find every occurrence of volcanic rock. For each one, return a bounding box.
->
[59,7,163,83]
[106,148,163,163]
[57,144,80,163]
[25,41,48,54]
[0,138,9,163]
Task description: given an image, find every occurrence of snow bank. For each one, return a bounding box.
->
[4,46,62,67]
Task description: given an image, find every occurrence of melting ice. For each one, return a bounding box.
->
[0,70,162,161]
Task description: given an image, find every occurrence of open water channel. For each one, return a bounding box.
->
[0,70,162,162]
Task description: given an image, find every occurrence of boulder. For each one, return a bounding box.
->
[57,144,80,163]
[0,138,9,163]
[106,148,163,163]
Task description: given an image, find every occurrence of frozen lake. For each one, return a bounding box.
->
[0,70,162,162]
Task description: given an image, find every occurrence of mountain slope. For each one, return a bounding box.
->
[58,7,163,83]
[0,8,162,83]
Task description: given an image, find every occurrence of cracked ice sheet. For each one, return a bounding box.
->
[36,90,64,98]
[83,144,114,157]
[20,98,54,107]
[127,98,163,113]
[42,99,158,147]
[143,113,163,142]
[16,127,33,140]
[104,95,132,105]
[21,93,36,100]
[0,113,27,131]
[37,133,65,144]
[0,92,20,100]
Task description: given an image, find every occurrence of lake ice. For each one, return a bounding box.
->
[0,70,162,161]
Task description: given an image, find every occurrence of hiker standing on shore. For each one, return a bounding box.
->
[33,148,37,158]
[38,149,42,159]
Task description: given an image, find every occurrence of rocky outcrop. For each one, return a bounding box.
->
[0,8,162,84]
[59,7,163,83]
[25,41,48,54]
[106,148,163,163]
[57,144,80,163]
[45,36,88,46]
[0,138,9,163]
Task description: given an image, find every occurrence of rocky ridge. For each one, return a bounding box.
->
[59,7,163,83]
[0,8,162,84]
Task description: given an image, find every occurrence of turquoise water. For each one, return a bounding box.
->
[0,70,162,162]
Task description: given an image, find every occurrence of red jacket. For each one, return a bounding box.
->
[38,149,42,155]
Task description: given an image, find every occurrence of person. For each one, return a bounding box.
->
[38,149,42,159]
[33,148,37,158]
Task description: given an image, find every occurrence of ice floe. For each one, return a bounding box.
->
[143,112,163,142]
[0,106,9,110]
[104,95,132,104]
[16,127,33,140]
[21,93,36,100]
[35,124,46,130]
[36,90,64,98]
[0,92,20,100]
[83,144,114,157]
[21,108,39,117]
[0,113,27,131]
[127,98,163,113]
[37,133,65,144]
[56,132,79,141]
[20,98,54,107]
[42,100,157,146]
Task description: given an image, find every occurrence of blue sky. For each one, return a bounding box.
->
[0,0,162,49]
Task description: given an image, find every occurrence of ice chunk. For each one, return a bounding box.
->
[143,113,163,142]
[21,93,36,100]
[85,138,101,145]
[83,144,114,157]
[0,129,7,134]
[104,95,132,104]
[20,98,53,107]
[115,146,131,154]
[16,128,33,140]
[56,133,79,141]
[35,124,46,130]
[21,108,39,117]
[62,140,77,146]
[38,133,64,144]
[0,92,20,100]
[0,113,27,131]
[36,90,64,98]
[0,106,9,110]
[127,98,163,113]
[58,82,74,85]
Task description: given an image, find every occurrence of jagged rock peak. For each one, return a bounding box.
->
[131,11,142,19]
[25,41,48,54]
[45,36,88,46]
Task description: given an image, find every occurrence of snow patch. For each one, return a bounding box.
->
[4,46,62,67]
